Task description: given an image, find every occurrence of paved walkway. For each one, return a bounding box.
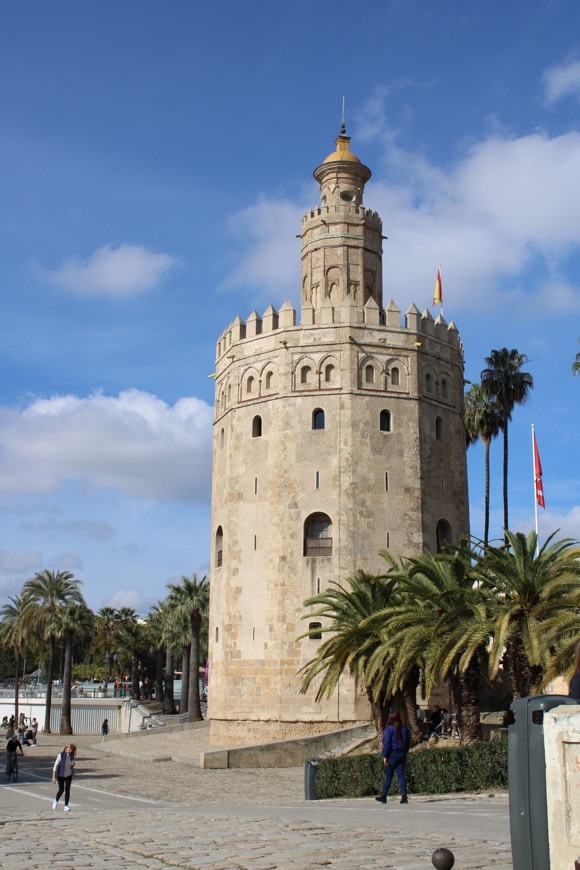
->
[0,730,513,869]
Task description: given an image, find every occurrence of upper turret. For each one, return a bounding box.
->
[313,125,371,209]
[301,127,383,319]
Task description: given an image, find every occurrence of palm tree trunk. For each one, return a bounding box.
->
[401,667,422,745]
[502,417,509,544]
[508,634,542,699]
[155,649,164,706]
[484,439,491,547]
[43,637,56,733]
[187,615,203,723]
[181,646,190,716]
[14,652,19,725]
[163,649,175,714]
[458,658,482,743]
[131,654,140,700]
[60,634,73,735]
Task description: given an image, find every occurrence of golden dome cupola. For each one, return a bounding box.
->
[313,124,371,209]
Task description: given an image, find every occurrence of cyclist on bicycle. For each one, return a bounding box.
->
[6,733,23,779]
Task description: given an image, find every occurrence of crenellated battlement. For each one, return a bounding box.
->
[301,205,382,225]
[216,297,459,361]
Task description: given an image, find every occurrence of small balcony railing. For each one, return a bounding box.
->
[304,537,333,557]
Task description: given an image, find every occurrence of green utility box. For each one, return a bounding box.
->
[508,694,576,869]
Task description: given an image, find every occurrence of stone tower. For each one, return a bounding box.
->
[208,129,469,745]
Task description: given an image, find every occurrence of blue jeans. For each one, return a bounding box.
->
[381,750,407,797]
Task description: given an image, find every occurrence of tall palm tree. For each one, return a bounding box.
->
[573,339,580,376]
[0,595,26,723]
[20,569,84,733]
[145,604,167,706]
[162,592,192,716]
[464,383,502,546]
[374,545,487,743]
[94,607,119,693]
[476,530,580,698]
[166,575,209,722]
[117,617,145,700]
[55,602,94,734]
[480,348,533,540]
[299,571,399,733]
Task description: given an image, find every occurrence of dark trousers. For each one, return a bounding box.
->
[381,750,407,797]
[55,775,72,805]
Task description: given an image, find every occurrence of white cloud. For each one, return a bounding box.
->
[219,198,303,302]
[45,243,177,297]
[0,389,213,503]
[47,552,84,571]
[220,114,580,317]
[541,506,580,542]
[542,59,580,105]
[106,588,149,612]
[0,550,42,574]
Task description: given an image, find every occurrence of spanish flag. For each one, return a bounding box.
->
[433,268,443,306]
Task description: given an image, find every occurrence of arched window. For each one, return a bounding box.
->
[265,371,274,390]
[425,373,432,394]
[308,622,322,640]
[300,365,311,385]
[391,367,400,386]
[215,526,223,568]
[436,519,453,553]
[324,364,335,383]
[247,376,254,395]
[441,378,449,399]
[304,512,332,556]
[312,408,325,430]
[380,410,392,432]
[252,415,262,438]
[435,416,444,440]
[365,364,375,384]
[220,428,224,449]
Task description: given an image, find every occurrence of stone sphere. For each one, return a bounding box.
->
[431,848,455,869]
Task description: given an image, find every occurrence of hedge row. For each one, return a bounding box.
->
[315,739,508,799]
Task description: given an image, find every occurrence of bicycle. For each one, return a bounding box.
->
[6,752,19,782]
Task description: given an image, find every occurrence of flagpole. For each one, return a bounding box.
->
[439,265,443,319]
[532,423,539,556]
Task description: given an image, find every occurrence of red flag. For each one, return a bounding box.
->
[433,268,443,306]
[533,431,545,509]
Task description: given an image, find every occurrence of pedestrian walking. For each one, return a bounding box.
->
[51,743,77,812]
[101,718,109,740]
[30,718,38,745]
[375,712,410,805]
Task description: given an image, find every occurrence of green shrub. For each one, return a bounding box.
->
[315,738,508,799]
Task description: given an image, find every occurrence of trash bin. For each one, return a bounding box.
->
[508,694,577,870]
[304,758,320,800]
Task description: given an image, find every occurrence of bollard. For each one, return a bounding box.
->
[304,758,319,800]
[431,847,455,869]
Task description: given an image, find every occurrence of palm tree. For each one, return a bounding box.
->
[299,571,399,733]
[375,545,487,743]
[145,604,167,706]
[481,348,533,540]
[0,595,26,723]
[165,575,209,722]
[55,602,94,734]
[20,570,84,733]
[116,617,145,700]
[464,383,502,546]
[573,339,580,376]
[94,607,119,693]
[476,530,580,698]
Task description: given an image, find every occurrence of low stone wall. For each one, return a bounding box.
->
[200,722,375,769]
[209,718,367,746]
[545,704,580,870]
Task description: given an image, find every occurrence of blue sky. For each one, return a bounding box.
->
[1,1,579,613]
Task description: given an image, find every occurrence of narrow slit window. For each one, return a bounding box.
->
[391,367,400,386]
[385,472,389,492]
[254,477,258,495]
[215,627,219,642]
[386,532,390,549]
[315,471,320,489]
[254,534,257,551]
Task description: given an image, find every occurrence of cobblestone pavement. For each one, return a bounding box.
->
[0,733,513,869]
